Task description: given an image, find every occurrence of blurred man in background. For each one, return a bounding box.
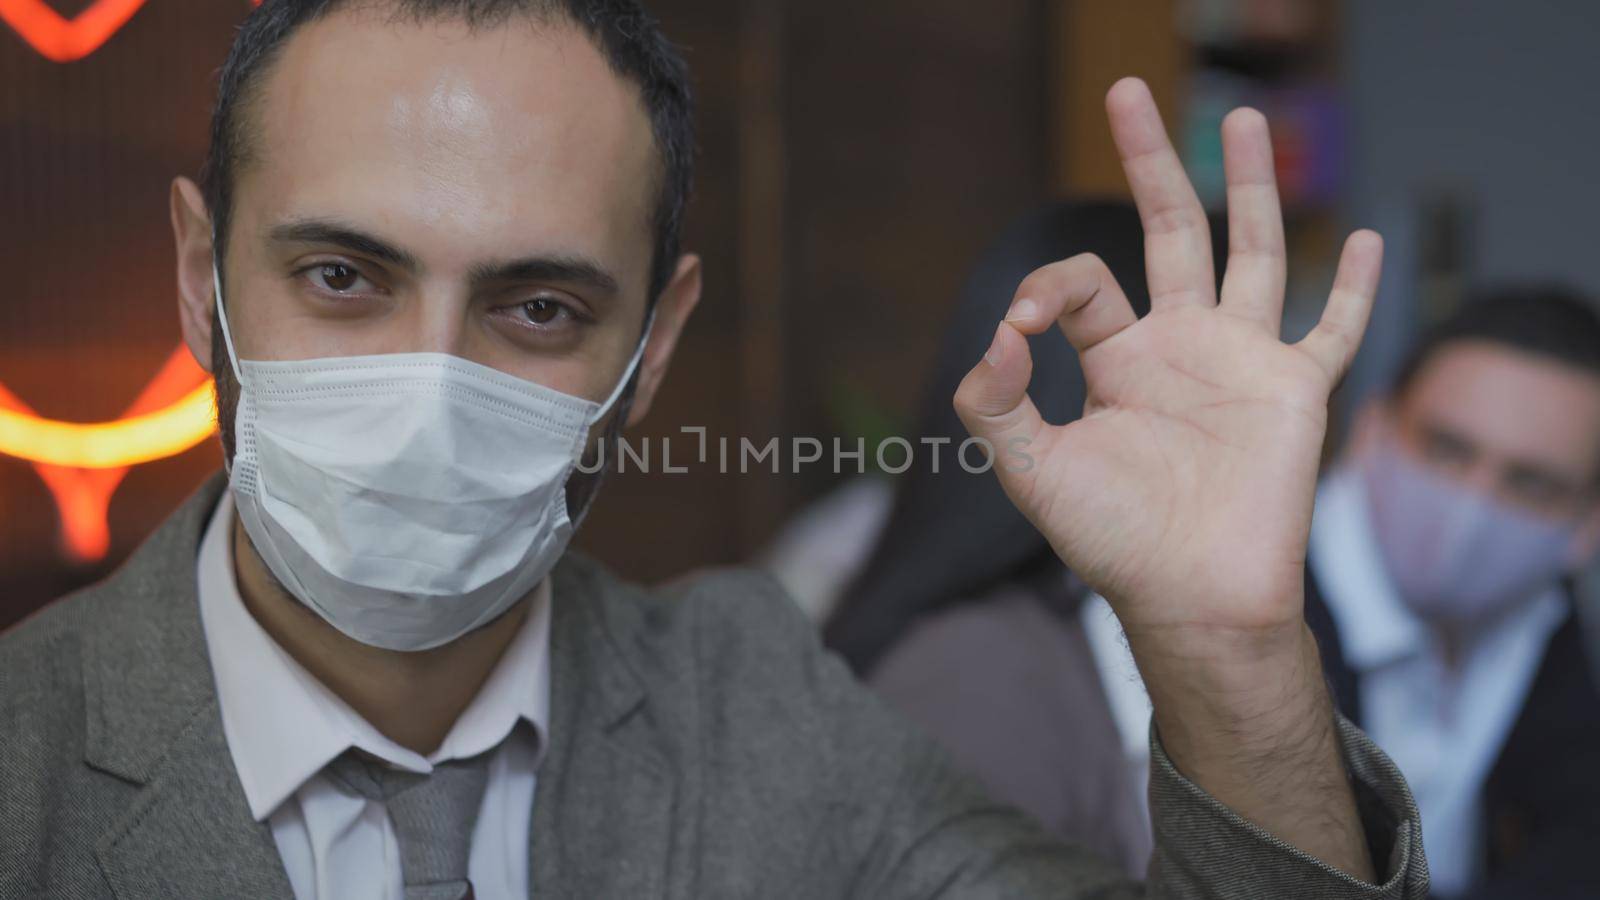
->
[1310,287,1600,899]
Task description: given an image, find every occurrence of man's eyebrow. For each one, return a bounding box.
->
[469,255,621,296]
[266,220,621,296]
[267,219,420,272]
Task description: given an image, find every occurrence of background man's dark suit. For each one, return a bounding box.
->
[1306,568,1600,900]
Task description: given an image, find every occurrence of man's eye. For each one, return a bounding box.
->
[306,263,372,294]
[515,297,570,326]
[1422,431,1474,466]
[1506,470,1566,506]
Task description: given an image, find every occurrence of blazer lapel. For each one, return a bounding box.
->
[81,475,295,899]
[95,697,294,899]
[529,557,678,899]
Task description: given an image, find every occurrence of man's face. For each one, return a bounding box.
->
[1390,339,1600,522]
[213,9,662,403]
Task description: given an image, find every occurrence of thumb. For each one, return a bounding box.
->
[952,321,1044,482]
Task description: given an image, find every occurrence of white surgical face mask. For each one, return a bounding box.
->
[212,263,649,650]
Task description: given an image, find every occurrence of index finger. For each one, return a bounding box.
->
[1106,77,1216,311]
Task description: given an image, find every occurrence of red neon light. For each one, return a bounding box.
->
[0,0,147,62]
[2,0,261,63]
[0,347,213,562]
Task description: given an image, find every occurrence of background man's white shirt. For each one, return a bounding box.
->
[196,492,551,900]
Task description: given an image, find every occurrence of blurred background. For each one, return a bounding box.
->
[3,0,1599,628]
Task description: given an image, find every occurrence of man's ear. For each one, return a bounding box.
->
[170,176,216,374]
[1345,395,1392,461]
[1573,500,1600,567]
[625,253,702,427]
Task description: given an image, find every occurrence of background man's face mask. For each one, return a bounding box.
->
[1358,434,1582,624]
[212,263,649,651]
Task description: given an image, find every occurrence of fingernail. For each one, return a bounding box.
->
[984,324,1005,367]
[1006,298,1038,322]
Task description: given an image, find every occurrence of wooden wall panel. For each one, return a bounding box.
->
[782,0,1050,504]
[1049,0,1182,197]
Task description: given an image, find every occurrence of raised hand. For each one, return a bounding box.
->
[953,77,1382,880]
[955,78,1381,644]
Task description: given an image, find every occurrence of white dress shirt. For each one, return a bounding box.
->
[1309,468,1567,897]
[195,492,551,900]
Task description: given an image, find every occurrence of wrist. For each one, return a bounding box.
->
[1131,622,1336,772]
[1123,613,1309,702]
[1134,623,1375,881]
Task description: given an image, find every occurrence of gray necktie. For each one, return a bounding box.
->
[327,750,491,900]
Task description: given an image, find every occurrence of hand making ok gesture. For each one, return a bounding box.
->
[954,77,1384,881]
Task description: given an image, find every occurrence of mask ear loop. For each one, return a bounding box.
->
[211,256,247,388]
[592,310,657,422]
[568,311,657,529]
[211,246,249,478]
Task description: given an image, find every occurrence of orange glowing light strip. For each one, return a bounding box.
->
[0,383,216,469]
[2,0,261,64]
[0,0,148,63]
[0,348,216,561]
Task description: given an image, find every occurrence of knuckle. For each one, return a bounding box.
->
[1065,252,1111,279]
[1028,253,1109,298]
[1143,205,1205,237]
[1016,254,1122,322]
[951,375,979,417]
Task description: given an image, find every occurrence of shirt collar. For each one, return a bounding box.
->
[195,491,551,821]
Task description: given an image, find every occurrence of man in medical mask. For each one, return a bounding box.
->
[2,1,1433,897]
[1309,287,1600,899]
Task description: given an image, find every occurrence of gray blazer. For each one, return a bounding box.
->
[1,476,1428,898]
